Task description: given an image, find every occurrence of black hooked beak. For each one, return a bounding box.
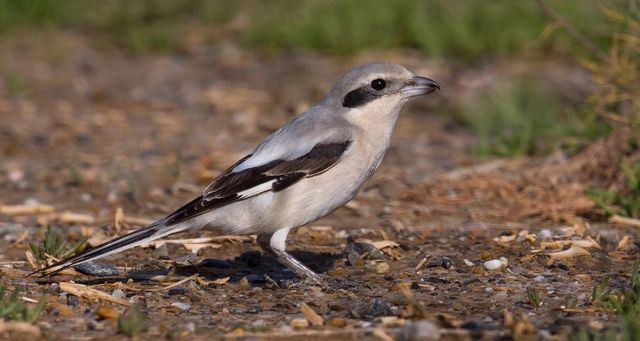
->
[401,76,440,97]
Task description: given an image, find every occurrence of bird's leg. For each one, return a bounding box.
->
[257,229,326,287]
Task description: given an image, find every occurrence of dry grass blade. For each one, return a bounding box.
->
[0,203,54,215]
[114,207,124,233]
[59,282,130,306]
[149,274,198,292]
[196,276,230,286]
[414,256,429,271]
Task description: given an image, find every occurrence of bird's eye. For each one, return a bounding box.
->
[370,78,386,91]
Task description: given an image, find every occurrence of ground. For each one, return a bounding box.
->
[0,35,638,340]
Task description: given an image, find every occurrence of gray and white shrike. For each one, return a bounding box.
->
[36,62,439,287]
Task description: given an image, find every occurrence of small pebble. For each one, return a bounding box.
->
[171,302,191,312]
[111,289,125,300]
[345,237,385,266]
[168,287,187,296]
[375,262,390,274]
[87,320,104,331]
[463,259,474,267]
[75,262,119,277]
[67,295,79,306]
[533,275,546,282]
[441,257,454,269]
[539,229,552,239]
[426,257,454,269]
[422,276,450,284]
[351,298,393,318]
[175,254,197,266]
[483,257,508,271]
[291,318,309,328]
[398,320,441,341]
[480,251,493,261]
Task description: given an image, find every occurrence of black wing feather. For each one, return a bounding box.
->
[165,141,351,226]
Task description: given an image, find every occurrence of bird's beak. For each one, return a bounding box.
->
[400,76,440,97]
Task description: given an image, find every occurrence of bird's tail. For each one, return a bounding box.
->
[33,219,186,276]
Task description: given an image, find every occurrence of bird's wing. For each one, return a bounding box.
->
[165,137,352,226]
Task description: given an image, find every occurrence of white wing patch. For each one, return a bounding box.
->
[236,180,277,199]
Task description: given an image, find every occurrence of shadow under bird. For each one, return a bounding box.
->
[34,61,439,288]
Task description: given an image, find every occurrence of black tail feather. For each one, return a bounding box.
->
[32,221,167,277]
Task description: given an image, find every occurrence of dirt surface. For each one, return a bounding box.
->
[1,35,639,340]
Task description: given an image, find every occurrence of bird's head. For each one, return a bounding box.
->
[322,62,439,124]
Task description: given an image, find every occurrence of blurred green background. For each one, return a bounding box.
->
[0,0,626,156]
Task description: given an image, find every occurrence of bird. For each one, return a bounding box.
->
[34,61,439,288]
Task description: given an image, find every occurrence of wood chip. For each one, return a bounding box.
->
[372,328,394,341]
[291,318,309,328]
[25,250,39,271]
[539,239,598,250]
[610,215,640,227]
[368,240,399,250]
[493,235,517,243]
[300,303,324,326]
[0,320,41,336]
[57,211,95,225]
[379,316,405,327]
[546,245,591,264]
[618,235,635,251]
[59,282,131,306]
[0,203,54,215]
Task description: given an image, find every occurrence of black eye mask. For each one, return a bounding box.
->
[342,86,382,108]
